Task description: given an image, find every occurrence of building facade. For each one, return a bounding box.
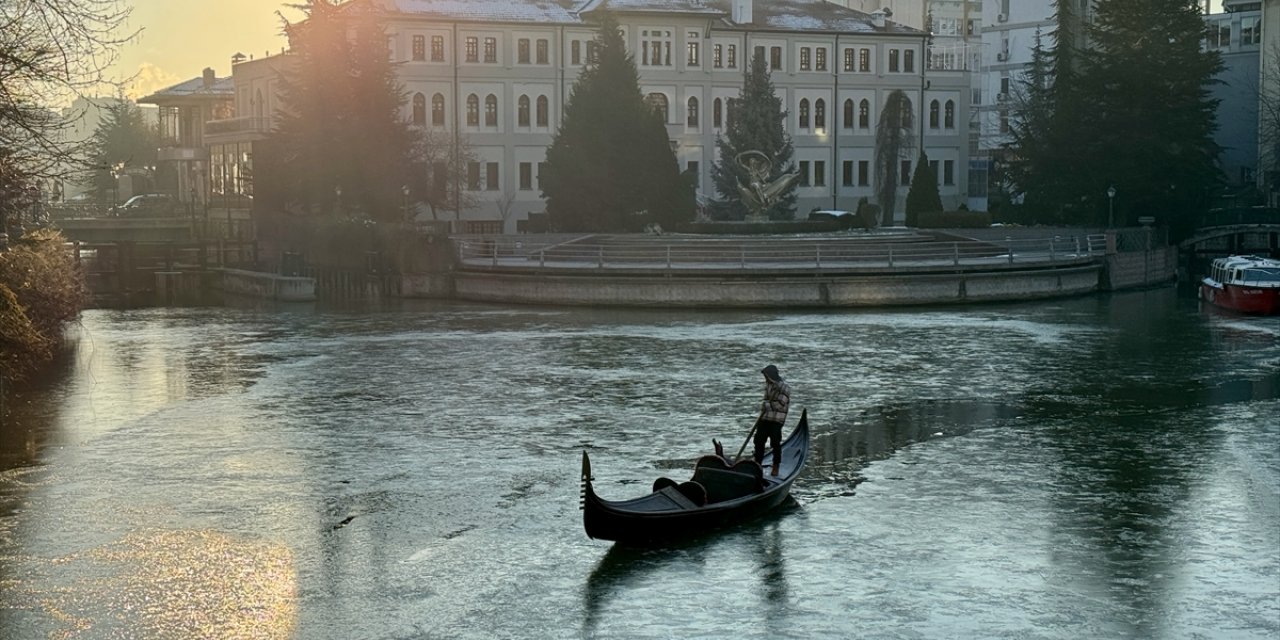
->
[1204,0,1263,192]
[205,0,972,233]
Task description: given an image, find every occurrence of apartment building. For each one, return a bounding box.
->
[201,0,972,232]
[1206,0,1263,189]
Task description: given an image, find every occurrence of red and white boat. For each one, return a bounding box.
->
[1199,255,1280,315]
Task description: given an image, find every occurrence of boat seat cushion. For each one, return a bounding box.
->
[655,485,700,509]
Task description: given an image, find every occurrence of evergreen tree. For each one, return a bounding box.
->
[264,0,418,221]
[905,151,943,226]
[541,12,692,231]
[874,89,914,226]
[710,49,796,220]
[81,100,159,202]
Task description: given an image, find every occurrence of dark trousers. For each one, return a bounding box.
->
[753,419,783,466]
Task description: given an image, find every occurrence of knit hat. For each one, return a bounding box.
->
[761,364,782,382]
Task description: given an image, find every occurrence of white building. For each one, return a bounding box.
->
[207,0,974,232]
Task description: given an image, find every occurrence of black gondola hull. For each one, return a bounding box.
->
[581,410,810,544]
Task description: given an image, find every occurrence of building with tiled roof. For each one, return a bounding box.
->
[206,0,973,232]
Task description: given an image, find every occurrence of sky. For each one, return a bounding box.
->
[110,0,1230,99]
[111,0,295,99]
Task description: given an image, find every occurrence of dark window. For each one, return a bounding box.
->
[412,35,426,61]
[484,37,497,63]
[815,47,827,71]
[859,99,870,129]
[687,97,699,127]
[889,49,900,72]
[944,100,955,129]
[900,159,911,185]
[930,100,940,129]
[432,93,445,126]
[465,37,478,63]
[431,35,445,61]
[537,162,547,189]
[518,95,530,127]
[466,94,479,126]
[467,161,481,190]
[485,94,498,127]
[536,96,549,127]
[412,93,426,125]
[518,38,530,64]
[727,44,736,68]
[844,47,855,71]
[944,160,954,185]
[571,40,581,65]
[814,98,825,131]
[814,160,825,187]
[647,93,669,123]
[800,47,811,71]
[714,44,723,68]
[799,161,810,187]
[798,99,809,129]
[486,162,499,191]
[904,49,915,73]
[536,39,548,64]
[843,99,854,129]
[859,48,870,72]
[858,160,869,186]
[713,98,723,128]
[842,160,853,186]
[770,46,782,70]
[520,162,532,190]
[687,41,699,67]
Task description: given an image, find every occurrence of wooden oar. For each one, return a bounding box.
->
[733,411,764,461]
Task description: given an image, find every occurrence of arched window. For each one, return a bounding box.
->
[466,94,479,126]
[843,99,854,130]
[646,93,669,122]
[536,95,549,127]
[432,93,445,126]
[518,95,531,127]
[412,93,426,125]
[799,98,810,129]
[944,100,955,129]
[814,98,826,131]
[485,94,498,127]
[687,96,699,128]
[929,100,940,129]
[713,98,723,128]
[858,99,870,129]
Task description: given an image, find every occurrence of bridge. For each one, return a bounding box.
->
[1179,208,1279,255]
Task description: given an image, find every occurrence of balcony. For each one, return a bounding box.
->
[203,116,274,142]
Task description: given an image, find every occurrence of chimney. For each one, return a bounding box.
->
[202,67,216,89]
[870,9,886,28]
[731,0,753,25]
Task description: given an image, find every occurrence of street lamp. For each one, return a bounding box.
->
[1107,185,1117,228]
[402,185,410,222]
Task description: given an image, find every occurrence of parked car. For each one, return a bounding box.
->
[111,193,177,217]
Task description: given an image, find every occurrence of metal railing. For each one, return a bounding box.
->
[455,234,1107,271]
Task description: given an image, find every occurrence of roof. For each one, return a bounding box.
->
[373,0,922,34]
[138,75,235,105]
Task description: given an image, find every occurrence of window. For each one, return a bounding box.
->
[484,37,497,63]
[412,93,426,125]
[889,49,900,72]
[432,94,445,126]
[843,99,854,130]
[944,160,954,186]
[484,94,498,127]
[642,29,673,67]
[713,98,723,128]
[466,94,479,126]
[904,49,915,73]
[1242,18,1261,45]
[518,95,530,127]
[799,99,810,129]
[687,97,699,128]
[486,163,499,191]
[814,99,825,131]
[536,96,549,127]
[842,161,853,187]
[688,160,699,180]
[900,159,912,185]
[944,100,955,129]
[901,98,913,128]
[537,162,547,189]
[930,160,940,184]
[727,44,737,68]
[687,38,700,67]
[800,47,811,71]
[799,161,810,186]
[754,45,765,65]
[814,160,825,187]
[467,161,481,190]
[518,38,530,64]
[519,163,532,190]
[859,48,870,72]
[1208,21,1230,49]
[844,48,855,72]
[858,160,869,186]
[647,93,669,122]
[859,99,870,129]
[714,44,723,68]
[465,37,478,62]
[930,100,940,129]
[432,35,445,61]
[816,47,827,72]
[412,35,426,61]
[537,39,549,64]
[571,40,581,65]
[770,46,782,71]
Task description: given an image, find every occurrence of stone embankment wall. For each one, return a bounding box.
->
[215,268,316,301]
[1102,247,1179,291]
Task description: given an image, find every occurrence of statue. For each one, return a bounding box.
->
[734,150,800,222]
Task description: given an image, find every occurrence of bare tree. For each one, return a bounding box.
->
[493,189,517,233]
[409,128,476,222]
[0,1,135,179]
[1258,44,1280,200]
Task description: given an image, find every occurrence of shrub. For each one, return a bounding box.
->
[0,228,87,383]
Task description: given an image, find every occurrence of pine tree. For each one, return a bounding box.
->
[541,12,692,231]
[874,90,914,226]
[82,100,159,202]
[264,0,418,221]
[710,49,796,221]
[905,151,943,226]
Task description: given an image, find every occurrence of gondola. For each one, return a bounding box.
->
[580,409,809,544]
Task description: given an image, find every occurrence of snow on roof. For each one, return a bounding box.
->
[718,0,924,34]
[139,75,235,104]
[583,0,725,15]
[387,0,584,24]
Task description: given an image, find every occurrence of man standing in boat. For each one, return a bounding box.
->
[755,365,790,476]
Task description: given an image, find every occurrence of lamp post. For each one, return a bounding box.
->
[402,185,411,222]
[1107,185,1116,228]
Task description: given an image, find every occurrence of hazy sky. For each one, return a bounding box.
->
[112,0,293,98]
[110,0,1230,99]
